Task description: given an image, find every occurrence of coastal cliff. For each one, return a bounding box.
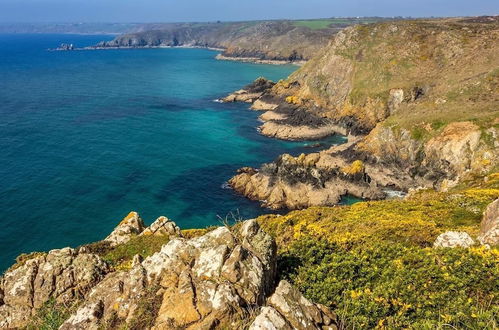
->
[1,16,498,330]
[227,17,499,209]
[94,21,339,62]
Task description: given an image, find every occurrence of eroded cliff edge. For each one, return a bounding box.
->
[225,17,499,209]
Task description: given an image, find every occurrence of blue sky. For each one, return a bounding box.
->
[0,0,497,22]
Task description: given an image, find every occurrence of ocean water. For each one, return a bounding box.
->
[0,34,347,272]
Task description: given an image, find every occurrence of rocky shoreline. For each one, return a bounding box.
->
[215,54,306,66]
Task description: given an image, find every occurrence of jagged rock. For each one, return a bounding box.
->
[250,280,338,330]
[229,144,385,210]
[140,216,181,237]
[225,19,498,207]
[433,231,475,248]
[3,215,339,329]
[104,211,145,246]
[0,248,109,328]
[61,219,278,329]
[222,77,275,103]
[478,198,499,246]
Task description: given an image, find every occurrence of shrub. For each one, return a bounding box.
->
[279,239,498,329]
[259,186,499,328]
[258,188,498,249]
[341,160,365,175]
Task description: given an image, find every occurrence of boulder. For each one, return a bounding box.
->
[104,211,145,246]
[478,198,499,246]
[140,216,181,237]
[433,231,475,248]
[250,280,338,330]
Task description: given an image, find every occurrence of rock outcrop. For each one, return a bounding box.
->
[230,143,388,209]
[433,231,475,248]
[250,280,338,330]
[222,77,276,103]
[1,214,337,329]
[0,248,109,328]
[478,198,499,246]
[140,215,181,237]
[104,211,145,246]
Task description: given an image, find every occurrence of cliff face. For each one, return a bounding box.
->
[278,17,498,132]
[95,21,342,62]
[228,17,499,208]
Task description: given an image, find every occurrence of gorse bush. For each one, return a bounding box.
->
[280,239,498,329]
[258,183,499,328]
[259,187,499,249]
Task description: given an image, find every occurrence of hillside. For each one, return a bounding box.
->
[228,17,499,209]
[93,18,397,62]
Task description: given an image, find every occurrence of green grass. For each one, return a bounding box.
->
[292,20,336,30]
[25,299,77,330]
[102,235,170,268]
[292,18,390,30]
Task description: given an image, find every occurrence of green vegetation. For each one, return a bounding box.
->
[81,234,171,270]
[102,235,170,268]
[258,180,499,328]
[25,299,77,330]
[280,240,498,329]
[292,18,390,30]
[292,20,335,30]
[7,251,46,271]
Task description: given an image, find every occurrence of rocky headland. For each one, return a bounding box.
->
[0,213,338,329]
[92,21,340,63]
[225,17,499,210]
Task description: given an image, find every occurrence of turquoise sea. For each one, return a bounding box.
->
[0,34,347,272]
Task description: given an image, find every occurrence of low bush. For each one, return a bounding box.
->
[258,186,499,328]
[280,239,498,329]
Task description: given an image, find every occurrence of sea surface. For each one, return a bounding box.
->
[0,34,348,272]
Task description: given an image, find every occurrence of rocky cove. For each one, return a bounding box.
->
[222,17,499,211]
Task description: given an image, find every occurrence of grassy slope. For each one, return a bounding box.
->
[282,18,499,138]
[257,173,499,328]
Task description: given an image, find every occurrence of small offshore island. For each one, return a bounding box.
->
[1,16,499,329]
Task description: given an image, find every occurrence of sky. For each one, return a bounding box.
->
[0,0,497,23]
